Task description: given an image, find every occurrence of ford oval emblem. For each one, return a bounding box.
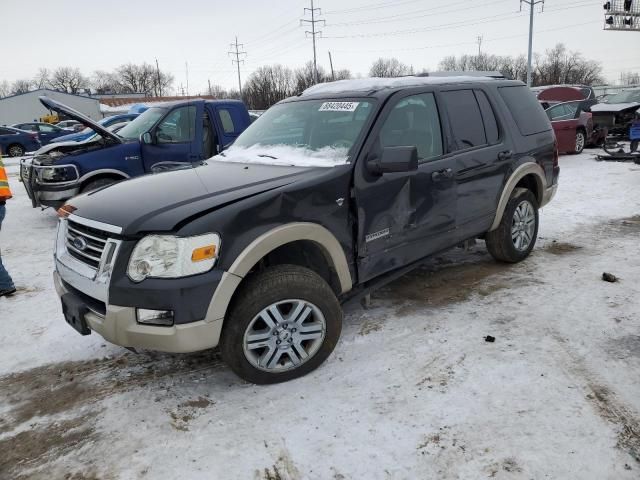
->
[72,237,88,251]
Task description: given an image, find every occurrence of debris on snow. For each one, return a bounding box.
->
[602,272,618,283]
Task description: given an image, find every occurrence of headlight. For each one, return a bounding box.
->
[127,233,220,282]
[39,166,78,183]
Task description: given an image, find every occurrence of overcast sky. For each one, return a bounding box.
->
[3,0,638,94]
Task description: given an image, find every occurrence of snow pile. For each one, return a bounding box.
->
[216,144,350,168]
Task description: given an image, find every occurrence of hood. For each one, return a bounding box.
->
[34,136,99,155]
[591,102,640,114]
[68,160,323,235]
[39,96,122,144]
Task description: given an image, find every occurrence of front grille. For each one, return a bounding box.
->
[65,220,110,269]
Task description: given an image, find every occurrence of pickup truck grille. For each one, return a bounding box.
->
[65,220,110,269]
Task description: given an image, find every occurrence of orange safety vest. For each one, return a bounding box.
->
[0,155,13,201]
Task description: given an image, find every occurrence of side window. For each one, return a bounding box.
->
[498,85,551,136]
[441,90,486,150]
[39,124,56,132]
[218,109,235,134]
[156,106,196,143]
[475,90,500,144]
[379,92,443,161]
[0,127,12,135]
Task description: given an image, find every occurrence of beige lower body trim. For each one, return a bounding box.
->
[54,271,223,353]
[540,184,558,208]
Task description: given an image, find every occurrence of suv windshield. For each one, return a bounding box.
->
[605,90,640,104]
[219,99,375,167]
[117,107,167,140]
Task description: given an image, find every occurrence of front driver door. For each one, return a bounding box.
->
[354,90,457,282]
[141,103,203,172]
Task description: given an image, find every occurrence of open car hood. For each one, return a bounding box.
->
[39,96,122,144]
[591,102,640,114]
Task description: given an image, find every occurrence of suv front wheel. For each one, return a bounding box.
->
[221,264,343,384]
[485,188,539,263]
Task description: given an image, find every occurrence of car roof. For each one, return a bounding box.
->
[142,99,245,108]
[296,76,523,101]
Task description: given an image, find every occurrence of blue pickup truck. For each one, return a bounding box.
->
[21,96,252,208]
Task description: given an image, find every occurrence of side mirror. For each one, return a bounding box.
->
[141,132,155,145]
[367,146,419,175]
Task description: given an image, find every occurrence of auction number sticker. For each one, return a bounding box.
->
[319,102,360,112]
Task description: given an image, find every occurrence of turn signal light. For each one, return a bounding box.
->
[191,245,216,262]
[57,204,77,218]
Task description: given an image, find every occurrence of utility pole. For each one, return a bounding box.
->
[208,79,212,96]
[301,0,325,84]
[185,62,190,96]
[155,58,162,96]
[228,36,247,96]
[520,0,544,87]
[476,35,483,56]
[328,51,335,81]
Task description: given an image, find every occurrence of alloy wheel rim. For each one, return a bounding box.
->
[9,146,22,157]
[511,200,536,252]
[243,299,326,372]
[576,132,585,152]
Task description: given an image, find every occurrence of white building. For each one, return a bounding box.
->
[0,89,101,125]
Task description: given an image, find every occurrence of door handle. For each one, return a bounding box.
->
[498,150,513,161]
[431,168,453,182]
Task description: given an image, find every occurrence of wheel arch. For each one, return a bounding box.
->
[489,162,547,232]
[203,223,353,325]
[78,169,129,189]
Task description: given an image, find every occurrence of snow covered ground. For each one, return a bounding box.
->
[1,152,639,479]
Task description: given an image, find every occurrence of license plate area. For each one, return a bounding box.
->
[61,293,91,336]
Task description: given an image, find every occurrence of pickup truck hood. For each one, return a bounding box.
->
[591,102,640,114]
[39,96,122,144]
[68,160,321,235]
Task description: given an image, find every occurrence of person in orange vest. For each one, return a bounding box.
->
[0,155,16,297]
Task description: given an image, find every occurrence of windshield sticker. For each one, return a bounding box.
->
[319,102,360,112]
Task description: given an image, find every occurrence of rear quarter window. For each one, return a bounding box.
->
[499,85,551,136]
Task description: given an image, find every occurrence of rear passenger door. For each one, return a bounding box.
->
[440,88,512,238]
[354,90,458,282]
[211,104,246,150]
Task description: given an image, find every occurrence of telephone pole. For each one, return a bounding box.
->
[520,0,544,87]
[301,0,325,84]
[155,58,162,96]
[328,51,335,81]
[476,35,483,56]
[228,36,247,96]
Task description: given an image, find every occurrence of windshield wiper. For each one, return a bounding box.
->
[258,154,278,159]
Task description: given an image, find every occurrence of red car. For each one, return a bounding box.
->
[545,101,600,154]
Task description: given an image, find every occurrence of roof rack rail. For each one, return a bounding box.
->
[417,71,509,79]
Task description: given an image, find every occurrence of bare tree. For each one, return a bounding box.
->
[114,63,173,96]
[0,80,10,98]
[10,79,33,95]
[620,71,640,85]
[243,64,295,110]
[50,67,88,94]
[294,61,329,94]
[334,69,352,81]
[91,70,122,94]
[369,58,411,77]
[33,68,50,89]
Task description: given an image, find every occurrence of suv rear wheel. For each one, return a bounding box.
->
[485,188,539,263]
[221,264,342,384]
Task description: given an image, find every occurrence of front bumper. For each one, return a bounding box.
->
[53,215,238,353]
[20,158,80,208]
[54,272,225,353]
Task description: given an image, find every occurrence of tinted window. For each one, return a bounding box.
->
[156,106,196,143]
[475,90,500,144]
[218,109,235,134]
[499,85,551,136]
[442,90,486,150]
[38,124,57,132]
[0,127,13,135]
[379,93,443,161]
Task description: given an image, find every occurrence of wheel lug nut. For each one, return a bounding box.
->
[276,340,281,345]
[291,328,296,333]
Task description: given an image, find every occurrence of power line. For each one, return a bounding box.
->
[301,0,325,83]
[324,0,424,15]
[228,36,247,94]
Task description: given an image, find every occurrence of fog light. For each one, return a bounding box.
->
[137,309,174,326]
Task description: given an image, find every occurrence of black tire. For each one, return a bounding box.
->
[81,177,119,194]
[221,264,342,384]
[485,188,539,263]
[7,144,25,157]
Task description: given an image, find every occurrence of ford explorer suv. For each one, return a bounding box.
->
[53,76,559,384]
[20,97,252,208]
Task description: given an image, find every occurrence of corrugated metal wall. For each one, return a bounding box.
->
[0,89,101,125]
